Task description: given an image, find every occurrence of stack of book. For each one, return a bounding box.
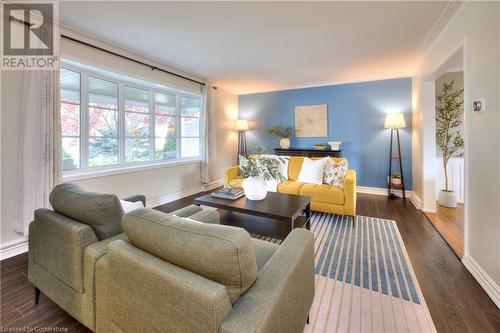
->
[211,186,245,200]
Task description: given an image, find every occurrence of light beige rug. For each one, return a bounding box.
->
[252,213,436,333]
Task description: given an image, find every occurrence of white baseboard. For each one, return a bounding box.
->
[410,193,422,210]
[462,254,500,310]
[146,179,223,208]
[0,238,28,261]
[357,186,414,198]
[356,186,421,211]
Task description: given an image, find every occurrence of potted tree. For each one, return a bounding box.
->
[267,125,293,149]
[436,80,464,208]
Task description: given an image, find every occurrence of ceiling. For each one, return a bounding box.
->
[59,1,457,94]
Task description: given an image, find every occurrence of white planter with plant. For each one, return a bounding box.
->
[239,156,285,200]
[267,125,293,149]
[436,80,464,208]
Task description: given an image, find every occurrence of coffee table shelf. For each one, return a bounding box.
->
[194,191,311,239]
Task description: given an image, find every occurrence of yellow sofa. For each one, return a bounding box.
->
[224,156,356,216]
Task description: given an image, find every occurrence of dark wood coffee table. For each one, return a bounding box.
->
[193,192,311,239]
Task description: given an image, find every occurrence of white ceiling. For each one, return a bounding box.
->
[59,1,455,94]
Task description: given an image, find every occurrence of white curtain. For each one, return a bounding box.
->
[14,30,62,236]
[201,84,217,184]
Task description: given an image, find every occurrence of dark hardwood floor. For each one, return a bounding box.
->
[425,202,464,258]
[1,192,499,332]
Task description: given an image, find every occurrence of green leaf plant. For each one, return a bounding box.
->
[435,80,464,191]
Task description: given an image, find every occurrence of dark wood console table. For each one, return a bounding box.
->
[274,147,342,158]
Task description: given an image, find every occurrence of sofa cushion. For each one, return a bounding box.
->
[288,156,345,181]
[49,183,124,240]
[188,209,220,224]
[228,177,244,187]
[277,180,305,195]
[122,208,257,304]
[300,183,345,205]
[288,157,305,181]
[169,204,203,218]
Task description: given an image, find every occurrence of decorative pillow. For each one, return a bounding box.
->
[258,154,290,180]
[297,157,329,185]
[120,199,144,213]
[323,158,348,188]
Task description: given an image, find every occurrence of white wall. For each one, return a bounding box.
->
[212,87,239,178]
[435,157,464,203]
[0,37,238,252]
[412,2,500,288]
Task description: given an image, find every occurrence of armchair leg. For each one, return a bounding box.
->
[35,287,40,305]
[306,315,310,325]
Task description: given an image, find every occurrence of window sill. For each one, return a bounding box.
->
[63,158,202,182]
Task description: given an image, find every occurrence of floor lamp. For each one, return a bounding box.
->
[385,113,406,200]
[236,119,248,164]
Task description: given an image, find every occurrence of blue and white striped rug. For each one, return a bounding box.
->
[252,213,436,333]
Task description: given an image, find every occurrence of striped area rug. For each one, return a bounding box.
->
[252,213,436,333]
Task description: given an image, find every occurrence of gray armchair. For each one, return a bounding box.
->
[28,183,218,331]
[95,208,315,333]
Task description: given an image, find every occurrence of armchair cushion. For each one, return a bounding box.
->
[122,208,258,304]
[252,238,279,271]
[49,183,124,240]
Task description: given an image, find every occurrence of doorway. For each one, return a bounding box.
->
[421,46,466,258]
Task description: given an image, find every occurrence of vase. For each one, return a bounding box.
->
[438,190,457,208]
[328,141,341,150]
[242,176,268,200]
[280,138,290,149]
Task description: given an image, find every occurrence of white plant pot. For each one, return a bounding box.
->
[391,178,401,185]
[279,138,290,149]
[438,190,457,208]
[242,176,268,200]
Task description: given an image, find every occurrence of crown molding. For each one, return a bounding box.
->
[413,1,470,74]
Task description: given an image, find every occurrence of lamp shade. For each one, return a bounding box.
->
[236,119,249,131]
[384,113,406,129]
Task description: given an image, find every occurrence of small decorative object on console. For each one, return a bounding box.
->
[313,144,327,150]
[211,186,245,200]
[328,141,342,150]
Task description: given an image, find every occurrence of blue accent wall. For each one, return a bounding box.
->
[238,78,412,189]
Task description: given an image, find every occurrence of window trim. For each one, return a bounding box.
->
[61,61,204,178]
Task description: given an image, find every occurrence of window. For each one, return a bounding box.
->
[124,86,150,162]
[154,93,177,160]
[180,96,201,158]
[88,77,119,167]
[59,63,203,176]
[60,68,81,171]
